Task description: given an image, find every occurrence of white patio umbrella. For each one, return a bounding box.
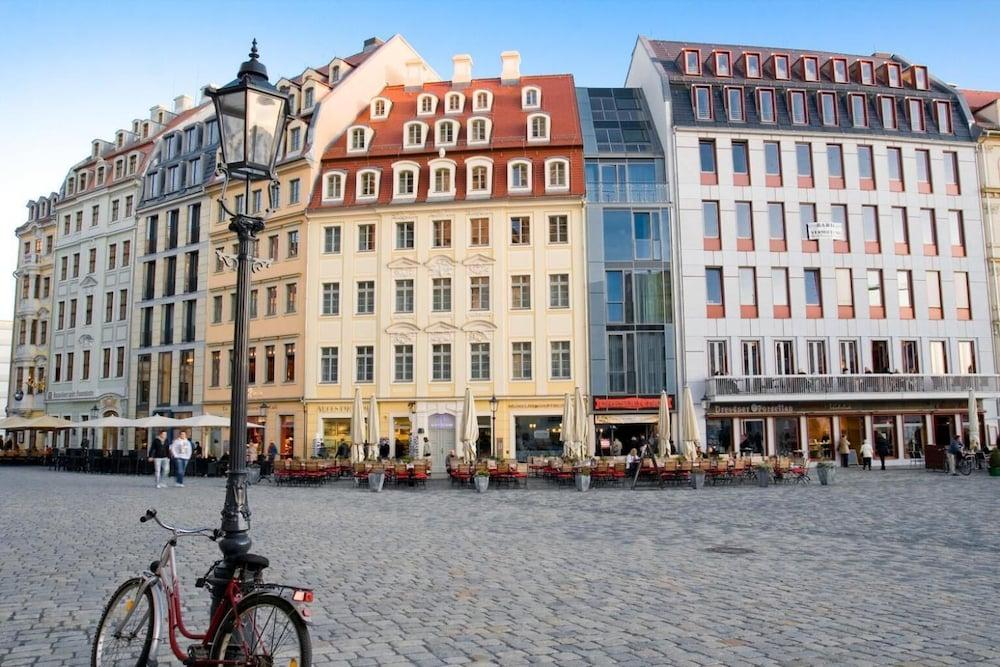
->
[574,387,589,460]
[132,415,186,428]
[560,393,576,458]
[175,414,231,428]
[0,416,33,429]
[460,387,480,461]
[350,388,365,462]
[582,408,596,458]
[658,390,672,458]
[76,416,135,429]
[681,386,701,460]
[28,415,77,429]
[968,388,980,452]
[366,395,380,461]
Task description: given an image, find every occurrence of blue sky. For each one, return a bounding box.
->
[0,0,996,316]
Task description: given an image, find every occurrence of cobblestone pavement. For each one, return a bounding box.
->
[0,465,997,666]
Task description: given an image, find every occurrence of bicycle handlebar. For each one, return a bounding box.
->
[140,508,221,540]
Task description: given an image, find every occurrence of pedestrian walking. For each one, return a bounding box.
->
[148,430,170,488]
[859,439,874,471]
[838,434,851,468]
[170,430,192,487]
[947,435,963,476]
[875,432,891,470]
[626,447,640,478]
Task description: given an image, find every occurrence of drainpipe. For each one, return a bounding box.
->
[977,129,1000,422]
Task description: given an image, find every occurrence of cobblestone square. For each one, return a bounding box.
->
[0,466,997,665]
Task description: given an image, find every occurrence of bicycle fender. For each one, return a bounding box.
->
[243,587,314,626]
[140,572,167,666]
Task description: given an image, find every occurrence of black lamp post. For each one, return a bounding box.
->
[90,403,99,448]
[489,395,498,459]
[205,41,289,566]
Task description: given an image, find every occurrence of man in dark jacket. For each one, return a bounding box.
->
[875,432,891,471]
[147,430,170,488]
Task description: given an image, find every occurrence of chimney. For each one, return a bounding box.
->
[173,95,193,113]
[452,54,473,86]
[363,36,384,52]
[404,58,424,90]
[500,51,521,84]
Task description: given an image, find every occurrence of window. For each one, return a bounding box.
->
[773,267,790,314]
[268,235,279,260]
[470,343,490,381]
[858,145,875,185]
[764,142,781,183]
[773,54,789,79]
[84,295,93,325]
[849,94,868,127]
[350,127,367,151]
[795,143,813,181]
[775,341,795,375]
[699,140,717,177]
[944,151,960,193]
[437,120,456,145]
[935,101,953,134]
[800,203,817,245]
[863,205,880,250]
[683,49,701,75]
[921,208,938,252]
[836,268,854,311]
[285,283,297,313]
[356,346,374,383]
[358,170,379,199]
[739,267,757,311]
[745,53,761,78]
[357,280,375,314]
[317,282,339,316]
[283,344,295,383]
[394,345,413,382]
[907,98,925,132]
[693,86,712,120]
[469,118,489,143]
[431,344,452,381]
[930,341,948,374]
[818,92,837,126]
[418,94,435,115]
[522,87,540,109]
[511,275,531,309]
[955,271,971,318]
[512,342,532,380]
[712,50,732,76]
[725,86,744,121]
[732,141,749,182]
[757,88,776,123]
[879,96,897,129]
[88,248,97,274]
[916,149,932,192]
[827,144,844,182]
[898,270,914,317]
[509,161,531,191]
[511,216,531,245]
[469,163,490,194]
[789,90,807,124]
[105,293,114,323]
[546,159,568,190]
[395,221,415,249]
[432,278,452,312]
[707,340,728,376]
[322,226,341,254]
[212,295,223,323]
[289,179,300,204]
[736,202,753,247]
[405,122,425,148]
[741,340,761,376]
[703,201,720,242]
[320,347,339,383]
[264,345,275,383]
[474,90,492,111]
[867,269,884,314]
[893,207,910,252]
[804,268,822,308]
[857,60,874,85]
[802,56,819,81]
[470,217,490,246]
[324,172,344,201]
[768,203,786,243]
[926,270,943,318]
[550,341,572,379]
[806,340,827,375]
[888,147,903,187]
[549,274,570,308]
[470,276,490,310]
[287,230,299,257]
[706,267,724,307]
[395,167,416,198]
[266,286,277,316]
[887,63,902,88]
[839,340,859,374]
[959,341,977,374]
[432,220,452,248]
[358,224,375,251]
[832,58,848,83]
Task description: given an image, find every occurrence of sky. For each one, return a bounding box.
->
[0,0,996,318]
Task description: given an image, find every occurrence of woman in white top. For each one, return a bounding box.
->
[859,439,874,471]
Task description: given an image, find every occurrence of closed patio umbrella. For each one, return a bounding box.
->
[681,386,701,460]
[658,390,672,458]
[350,388,365,462]
[560,393,576,459]
[574,387,589,460]
[582,408,596,458]
[366,395,380,461]
[460,387,479,461]
[968,388,980,452]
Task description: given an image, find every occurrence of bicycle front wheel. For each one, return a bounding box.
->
[958,457,973,476]
[91,577,155,667]
[211,594,311,666]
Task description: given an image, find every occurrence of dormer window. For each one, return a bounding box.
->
[724,87,744,121]
[912,66,929,90]
[288,126,302,152]
[886,63,902,88]
[417,94,436,116]
[142,122,150,138]
[527,113,550,142]
[683,49,701,75]
[392,162,419,199]
[466,157,493,196]
[445,92,464,113]
[802,56,819,81]
[66,178,75,196]
[128,155,137,175]
[323,171,345,202]
[348,126,372,153]
[934,100,953,134]
[79,173,88,191]
[468,117,491,145]
[714,51,732,76]
[773,55,790,80]
[371,97,391,119]
[436,119,458,146]
[693,85,712,120]
[544,158,569,192]
[788,90,808,125]
[473,90,492,111]
[116,132,125,148]
[508,159,532,193]
[818,91,838,126]
[428,159,456,198]
[522,86,541,110]
[832,58,848,83]
[849,93,868,127]
[96,166,105,184]
[331,65,340,82]
[879,95,898,129]
[757,88,776,123]
[859,60,875,85]
[304,87,314,108]
[907,98,925,132]
[744,53,761,78]
[356,169,380,200]
[404,121,427,149]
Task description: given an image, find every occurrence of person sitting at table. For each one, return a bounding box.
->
[379,439,390,460]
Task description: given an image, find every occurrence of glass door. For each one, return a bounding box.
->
[742,419,766,455]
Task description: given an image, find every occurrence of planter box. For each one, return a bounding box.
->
[369,471,385,492]
[474,476,489,493]
[691,470,707,490]
[575,474,591,492]
[990,468,1000,477]
[817,466,834,486]
[755,468,770,487]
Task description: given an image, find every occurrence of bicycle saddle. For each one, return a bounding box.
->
[231,553,270,570]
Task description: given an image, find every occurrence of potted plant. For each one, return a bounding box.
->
[989,448,1000,477]
[474,469,490,493]
[815,460,836,485]
[690,466,707,490]
[753,460,772,488]
[575,466,592,492]
[369,464,386,493]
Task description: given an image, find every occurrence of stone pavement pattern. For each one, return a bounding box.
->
[0,466,997,666]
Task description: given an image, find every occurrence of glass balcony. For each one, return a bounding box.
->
[585,182,670,204]
[706,374,1000,401]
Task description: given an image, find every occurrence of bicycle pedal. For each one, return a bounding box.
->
[185,645,210,664]
[194,577,206,588]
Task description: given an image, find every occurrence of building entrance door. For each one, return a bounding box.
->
[428,413,455,474]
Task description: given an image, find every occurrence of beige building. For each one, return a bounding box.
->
[203,35,437,458]
[304,54,588,471]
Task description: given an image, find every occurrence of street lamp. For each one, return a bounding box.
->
[489,395,498,459]
[205,41,289,568]
[90,403,99,449]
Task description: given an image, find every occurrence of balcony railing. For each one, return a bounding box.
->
[706,374,1000,400]
[586,183,670,204]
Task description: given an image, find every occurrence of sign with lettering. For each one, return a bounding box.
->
[807,222,845,240]
[593,396,673,411]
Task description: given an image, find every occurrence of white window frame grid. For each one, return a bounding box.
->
[356,169,380,201]
[435,119,458,147]
[472,90,493,111]
[508,159,532,193]
[322,170,346,202]
[527,113,551,142]
[544,157,570,192]
[416,94,437,116]
[370,97,392,120]
[465,157,493,197]
[444,92,465,114]
[391,161,420,201]
[427,158,457,198]
[403,121,429,149]
[467,116,492,145]
[521,86,541,110]
[550,340,572,380]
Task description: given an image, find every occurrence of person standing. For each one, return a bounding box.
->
[838,434,852,468]
[947,435,963,476]
[148,430,170,488]
[611,436,622,457]
[859,439,874,471]
[875,432,891,471]
[170,430,192,487]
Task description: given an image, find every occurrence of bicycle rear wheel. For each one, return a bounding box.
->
[958,456,973,476]
[91,577,155,667]
[210,594,311,666]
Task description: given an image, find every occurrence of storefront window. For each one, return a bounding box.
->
[807,417,834,460]
[739,419,766,455]
[902,416,924,459]
[280,415,295,458]
[775,417,800,456]
[392,417,412,459]
[839,416,864,462]
[706,418,733,455]
[873,416,897,459]
[323,418,351,457]
[514,415,562,461]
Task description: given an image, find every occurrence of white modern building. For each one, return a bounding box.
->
[628,38,998,462]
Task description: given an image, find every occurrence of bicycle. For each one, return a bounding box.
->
[91,508,312,666]
[956,449,975,476]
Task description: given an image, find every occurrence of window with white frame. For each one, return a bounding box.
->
[512,342,532,380]
[508,160,531,192]
[725,86,744,121]
[323,226,341,253]
[358,224,375,252]
[470,343,490,380]
[445,92,464,113]
[370,97,391,119]
[393,162,418,199]
[683,49,701,75]
[907,98,925,132]
[528,114,550,141]
[404,121,427,148]
[395,221,415,250]
[886,63,902,88]
[320,347,339,383]
[473,90,492,111]
[714,51,732,76]
[693,85,712,120]
[551,341,571,379]
[879,96,897,129]
[522,86,541,109]
[303,87,314,108]
[466,158,492,195]
[832,58,848,83]
[859,60,875,85]
[818,91,837,126]
[417,94,436,115]
[323,171,345,201]
[912,65,928,90]
[802,56,819,81]
[348,126,371,153]
[357,170,379,200]
[428,159,456,196]
[757,88,776,123]
[468,117,491,144]
[545,158,569,191]
[789,90,808,124]
[934,100,953,134]
[435,119,457,146]
[745,52,761,78]
[849,93,868,127]
[773,54,790,80]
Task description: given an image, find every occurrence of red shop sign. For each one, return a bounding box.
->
[593,396,673,411]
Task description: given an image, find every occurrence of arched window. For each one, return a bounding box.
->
[427,159,457,198]
[473,90,492,111]
[324,171,345,201]
[522,86,541,109]
[446,93,464,113]
[468,117,491,144]
[304,87,314,108]
[392,161,420,199]
[508,160,532,192]
[436,120,457,146]
[434,168,451,193]
[371,97,391,119]
[545,158,569,191]
[351,128,366,150]
[374,99,385,116]
[404,122,427,148]
[357,170,380,199]
[398,170,414,195]
[528,114,550,141]
[418,94,436,115]
[465,157,493,197]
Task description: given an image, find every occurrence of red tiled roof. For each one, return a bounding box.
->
[959,89,1000,113]
[309,74,583,208]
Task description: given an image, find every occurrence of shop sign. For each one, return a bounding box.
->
[593,395,672,411]
[508,402,562,409]
[708,403,796,415]
[807,221,845,240]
